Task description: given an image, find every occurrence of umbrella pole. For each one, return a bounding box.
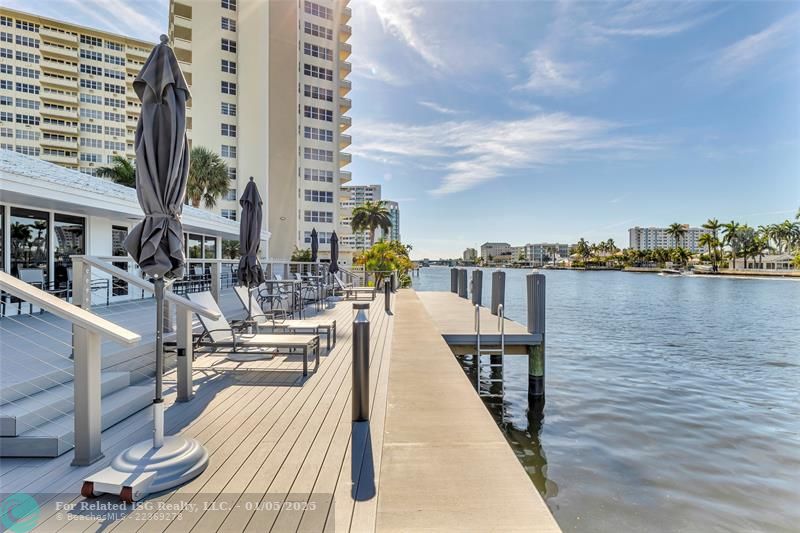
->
[153,277,165,448]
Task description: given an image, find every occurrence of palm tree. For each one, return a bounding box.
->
[350,200,392,247]
[666,223,687,249]
[722,221,740,269]
[97,155,136,187]
[671,247,691,268]
[698,233,718,271]
[186,146,229,209]
[573,239,591,265]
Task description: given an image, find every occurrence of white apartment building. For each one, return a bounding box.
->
[384,200,400,242]
[628,225,710,253]
[0,8,153,176]
[525,243,571,265]
[463,248,477,262]
[339,184,387,253]
[480,242,510,261]
[168,0,352,262]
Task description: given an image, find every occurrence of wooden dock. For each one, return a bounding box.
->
[0,289,559,532]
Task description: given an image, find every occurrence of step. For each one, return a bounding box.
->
[0,384,153,458]
[0,361,74,406]
[0,372,131,436]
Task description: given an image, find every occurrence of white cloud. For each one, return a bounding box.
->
[367,0,443,70]
[517,50,584,94]
[711,12,800,81]
[351,113,666,196]
[418,101,462,115]
[590,0,721,38]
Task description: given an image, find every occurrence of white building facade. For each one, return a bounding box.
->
[480,242,510,261]
[628,225,710,253]
[525,243,571,265]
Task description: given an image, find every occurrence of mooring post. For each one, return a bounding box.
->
[526,273,546,400]
[450,268,458,293]
[384,279,391,313]
[491,270,505,316]
[457,268,468,298]
[352,303,370,422]
[471,270,483,306]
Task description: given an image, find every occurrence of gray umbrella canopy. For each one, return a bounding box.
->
[238,177,265,287]
[124,35,191,280]
[328,231,339,274]
[310,228,319,263]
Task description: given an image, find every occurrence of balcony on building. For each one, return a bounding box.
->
[126,61,145,74]
[339,170,352,183]
[339,41,352,61]
[41,152,78,166]
[342,7,352,24]
[41,75,77,91]
[340,61,352,77]
[340,24,352,40]
[339,152,352,167]
[40,90,78,106]
[40,137,78,150]
[40,107,78,121]
[340,115,351,130]
[339,97,351,113]
[125,46,149,60]
[40,58,76,77]
[339,78,352,97]
[173,38,191,53]
[339,133,351,149]
[40,43,78,61]
[39,122,77,135]
[40,27,78,45]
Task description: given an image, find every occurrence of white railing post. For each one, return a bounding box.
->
[210,262,221,302]
[72,326,103,465]
[176,308,194,402]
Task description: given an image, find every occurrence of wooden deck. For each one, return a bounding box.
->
[0,289,560,532]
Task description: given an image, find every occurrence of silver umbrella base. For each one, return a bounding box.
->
[82,436,208,502]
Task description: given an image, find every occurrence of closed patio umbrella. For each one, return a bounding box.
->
[310,228,319,263]
[237,177,266,342]
[84,35,207,502]
[329,231,339,274]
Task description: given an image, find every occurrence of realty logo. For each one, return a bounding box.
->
[0,493,40,533]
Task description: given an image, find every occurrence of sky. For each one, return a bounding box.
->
[14,0,800,259]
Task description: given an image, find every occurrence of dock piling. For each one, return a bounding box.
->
[352,303,370,422]
[384,279,391,313]
[457,268,468,298]
[450,268,458,293]
[526,273,546,400]
[491,270,505,316]
[471,270,483,306]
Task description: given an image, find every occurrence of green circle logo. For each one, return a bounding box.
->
[0,493,40,533]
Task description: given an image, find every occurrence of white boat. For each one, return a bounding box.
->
[659,269,683,276]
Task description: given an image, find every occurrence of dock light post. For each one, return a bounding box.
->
[384,279,391,313]
[352,303,370,422]
[471,270,483,306]
[450,268,458,293]
[491,270,505,316]
[526,273,546,400]
[457,268,468,298]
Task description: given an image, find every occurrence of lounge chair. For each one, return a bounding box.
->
[233,285,337,350]
[187,291,319,375]
[333,273,375,301]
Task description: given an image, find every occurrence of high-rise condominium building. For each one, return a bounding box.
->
[168,0,352,262]
[339,184,400,254]
[628,225,710,253]
[384,200,400,242]
[0,8,153,175]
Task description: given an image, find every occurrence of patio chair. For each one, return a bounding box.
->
[233,285,337,350]
[333,273,375,301]
[187,291,319,375]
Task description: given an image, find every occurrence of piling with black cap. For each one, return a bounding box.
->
[450,268,458,293]
[457,268,468,298]
[352,303,370,421]
[384,279,391,313]
[491,270,505,316]
[471,269,483,306]
[526,273,546,399]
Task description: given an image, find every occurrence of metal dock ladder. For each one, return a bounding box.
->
[474,304,505,398]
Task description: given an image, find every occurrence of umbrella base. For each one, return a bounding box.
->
[82,436,208,502]
[226,349,276,362]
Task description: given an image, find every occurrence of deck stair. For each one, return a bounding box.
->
[474,303,506,398]
[0,371,152,457]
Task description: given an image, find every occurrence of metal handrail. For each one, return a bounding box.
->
[0,271,140,345]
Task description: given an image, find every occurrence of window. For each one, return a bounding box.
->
[303,84,333,102]
[103,96,125,108]
[304,105,333,122]
[16,20,39,32]
[220,123,236,137]
[221,0,236,11]
[104,111,125,122]
[10,208,48,279]
[80,93,102,105]
[80,35,102,47]
[80,108,103,119]
[304,21,332,40]
[303,147,333,161]
[80,64,102,76]
[106,41,123,51]
[104,69,125,80]
[105,125,125,137]
[228,166,237,179]
[80,79,101,90]
[15,146,40,156]
[303,63,333,81]
[221,17,236,31]
[221,59,236,74]
[0,64,10,75]
[303,126,333,142]
[0,16,11,27]
[221,145,237,158]
[221,38,236,53]
[80,49,102,61]
[15,67,39,79]
[0,32,11,43]
[303,42,332,61]
[0,47,10,59]
[104,82,125,94]
[221,209,237,221]
[15,50,39,63]
[15,114,39,126]
[104,140,125,151]
[15,98,39,110]
[16,35,40,48]
[0,96,10,106]
[225,189,237,201]
[17,129,40,140]
[221,102,237,116]
[104,54,125,65]
[304,210,333,223]
[53,214,85,289]
[80,153,102,162]
[304,1,332,20]
[0,127,11,137]
[0,111,13,122]
[221,81,237,95]
[304,190,333,203]
[304,231,332,244]
[81,123,102,134]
